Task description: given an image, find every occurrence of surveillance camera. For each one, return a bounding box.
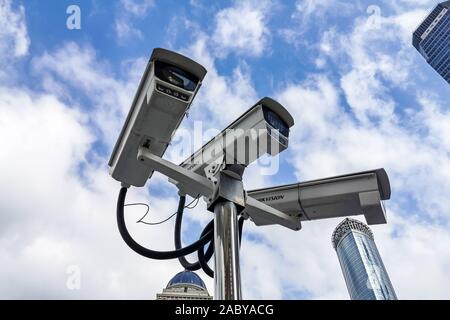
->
[130,97,294,201]
[245,169,391,227]
[109,48,207,187]
[175,97,294,184]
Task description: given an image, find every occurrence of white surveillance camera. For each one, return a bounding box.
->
[109,48,207,187]
[176,97,294,182]
[245,169,390,229]
[134,97,293,200]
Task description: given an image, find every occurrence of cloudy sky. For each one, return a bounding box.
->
[0,0,449,299]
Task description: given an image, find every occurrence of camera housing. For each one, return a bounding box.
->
[109,48,207,187]
[246,169,391,227]
[177,97,294,180]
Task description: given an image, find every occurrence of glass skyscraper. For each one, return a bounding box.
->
[413,1,450,84]
[332,218,397,300]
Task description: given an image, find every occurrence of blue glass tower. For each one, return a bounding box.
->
[413,1,450,84]
[332,218,397,300]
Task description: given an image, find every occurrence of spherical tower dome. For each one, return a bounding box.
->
[166,270,207,290]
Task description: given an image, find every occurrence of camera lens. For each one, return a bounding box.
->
[155,61,199,92]
[161,68,184,87]
[263,107,289,137]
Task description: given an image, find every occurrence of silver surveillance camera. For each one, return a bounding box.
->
[245,169,391,229]
[109,48,207,187]
[173,97,294,188]
[133,97,294,201]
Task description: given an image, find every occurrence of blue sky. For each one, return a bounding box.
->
[1,0,450,299]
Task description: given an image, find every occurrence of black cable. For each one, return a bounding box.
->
[198,215,246,278]
[175,196,203,270]
[198,224,214,277]
[175,196,214,270]
[125,203,149,211]
[133,196,199,225]
[239,216,245,241]
[117,187,213,260]
[138,211,178,226]
[185,196,200,209]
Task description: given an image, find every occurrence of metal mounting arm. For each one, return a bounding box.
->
[137,147,215,199]
[244,195,301,231]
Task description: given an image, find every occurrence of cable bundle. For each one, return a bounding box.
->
[116,187,244,278]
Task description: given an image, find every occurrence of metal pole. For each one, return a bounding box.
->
[213,201,242,300]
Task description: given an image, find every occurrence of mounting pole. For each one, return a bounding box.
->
[207,164,246,300]
[213,201,242,300]
[136,149,247,299]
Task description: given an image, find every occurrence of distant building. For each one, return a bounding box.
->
[156,270,212,300]
[332,218,397,300]
[413,1,450,84]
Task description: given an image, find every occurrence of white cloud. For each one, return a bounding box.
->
[212,0,272,57]
[416,94,450,153]
[340,69,396,124]
[178,34,259,127]
[0,87,93,234]
[390,8,430,43]
[386,0,441,12]
[374,212,450,299]
[0,0,30,82]
[120,0,154,17]
[279,0,356,46]
[241,239,285,299]
[115,19,143,41]
[0,42,204,298]
[0,0,29,57]
[293,0,336,20]
[32,42,141,149]
[313,8,431,125]
[279,76,341,138]
[114,0,154,42]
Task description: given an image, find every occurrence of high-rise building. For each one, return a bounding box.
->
[332,218,397,300]
[413,1,450,84]
[156,270,213,300]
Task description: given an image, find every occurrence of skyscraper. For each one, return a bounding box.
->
[413,1,450,84]
[156,270,213,300]
[332,218,397,300]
